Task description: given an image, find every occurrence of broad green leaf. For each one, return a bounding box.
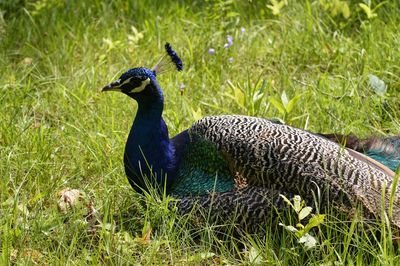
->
[359,3,377,19]
[281,91,289,108]
[293,195,302,213]
[267,0,287,15]
[341,2,350,18]
[303,214,325,234]
[286,94,301,114]
[227,80,245,108]
[226,11,239,18]
[235,88,245,108]
[190,107,203,121]
[330,0,350,18]
[298,233,317,249]
[279,223,298,232]
[269,97,286,115]
[253,92,264,103]
[254,79,269,111]
[299,206,312,221]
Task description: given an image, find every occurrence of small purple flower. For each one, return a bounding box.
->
[228,57,233,63]
[208,48,216,55]
[227,35,233,46]
[241,27,245,34]
[224,43,229,49]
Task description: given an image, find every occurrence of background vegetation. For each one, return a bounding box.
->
[1,0,400,264]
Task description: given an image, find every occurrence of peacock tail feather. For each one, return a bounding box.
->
[320,133,400,172]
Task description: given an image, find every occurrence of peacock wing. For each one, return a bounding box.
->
[173,186,294,232]
[189,115,400,227]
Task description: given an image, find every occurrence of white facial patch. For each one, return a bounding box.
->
[120,77,132,86]
[130,78,150,93]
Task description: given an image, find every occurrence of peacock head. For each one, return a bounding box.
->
[102,67,156,99]
[102,43,183,101]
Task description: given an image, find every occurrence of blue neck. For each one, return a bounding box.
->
[124,79,176,192]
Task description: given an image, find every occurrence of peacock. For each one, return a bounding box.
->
[102,43,400,230]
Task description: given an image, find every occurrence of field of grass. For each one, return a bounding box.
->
[1,0,400,264]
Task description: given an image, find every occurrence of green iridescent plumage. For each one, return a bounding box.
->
[170,135,235,197]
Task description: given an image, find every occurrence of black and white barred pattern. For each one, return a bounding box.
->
[174,186,293,232]
[188,115,399,227]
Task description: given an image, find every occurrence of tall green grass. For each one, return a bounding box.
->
[1,0,400,264]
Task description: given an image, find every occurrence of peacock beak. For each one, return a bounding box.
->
[102,79,122,92]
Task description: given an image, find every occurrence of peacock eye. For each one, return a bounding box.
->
[129,78,142,88]
[129,77,150,93]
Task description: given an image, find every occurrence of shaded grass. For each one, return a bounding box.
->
[1,0,400,264]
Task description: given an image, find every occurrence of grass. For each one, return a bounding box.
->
[1,0,400,264]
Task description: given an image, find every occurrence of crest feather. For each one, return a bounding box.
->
[152,43,183,75]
